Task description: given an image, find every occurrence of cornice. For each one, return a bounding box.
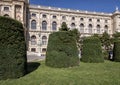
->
[29,4,113,17]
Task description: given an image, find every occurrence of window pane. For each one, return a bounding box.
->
[52,22,57,30]
[80,23,84,33]
[104,25,108,33]
[43,14,47,18]
[72,17,75,20]
[42,48,47,52]
[42,21,47,30]
[42,36,47,45]
[53,15,56,19]
[4,7,9,11]
[71,23,75,28]
[80,18,84,21]
[31,48,36,52]
[88,24,92,33]
[31,35,36,45]
[97,25,100,34]
[32,13,36,17]
[31,20,36,29]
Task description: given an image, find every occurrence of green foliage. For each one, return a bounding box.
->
[113,41,120,62]
[59,22,69,31]
[70,29,80,43]
[0,16,27,80]
[82,36,104,63]
[112,32,120,43]
[70,29,81,49]
[92,34,100,38]
[101,32,111,51]
[46,31,79,68]
[103,50,109,60]
[113,32,120,38]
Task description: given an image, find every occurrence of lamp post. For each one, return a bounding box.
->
[38,32,41,56]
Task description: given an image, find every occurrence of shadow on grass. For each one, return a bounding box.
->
[27,62,41,74]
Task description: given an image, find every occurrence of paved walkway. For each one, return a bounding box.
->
[27,51,45,62]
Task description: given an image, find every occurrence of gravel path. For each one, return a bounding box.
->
[27,52,45,62]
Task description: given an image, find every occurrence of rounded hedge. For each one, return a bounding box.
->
[113,41,120,62]
[81,37,104,63]
[0,16,27,80]
[46,31,79,68]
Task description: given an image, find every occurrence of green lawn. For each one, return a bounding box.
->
[0,60,120,85]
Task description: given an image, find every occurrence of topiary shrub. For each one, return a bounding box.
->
[81,36,104,63]
[46,31,79,68]
[0,16,27,80]
[113,41,120,62]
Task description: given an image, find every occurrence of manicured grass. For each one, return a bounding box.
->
[0,60,120,85]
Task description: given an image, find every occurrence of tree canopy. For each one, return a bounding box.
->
[59,22,69,31]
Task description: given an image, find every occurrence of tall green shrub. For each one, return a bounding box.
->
[0,16,27,80]
[113,41,120,62]
[81,37,104,63]
[46,31,79,68]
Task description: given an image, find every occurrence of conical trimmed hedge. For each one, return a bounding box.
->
[113,41,120,62]
[81,37,104,63]
[46,31,79,68]
[0,16,27,80]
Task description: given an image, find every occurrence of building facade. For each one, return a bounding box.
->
[0,0,120,56]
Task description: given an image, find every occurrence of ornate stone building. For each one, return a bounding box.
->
[0,0,120,56]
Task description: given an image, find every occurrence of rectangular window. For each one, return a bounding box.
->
[4,7,9,11]
[42,48,47,53]
[31,48,36,52]
[32,13,36,17]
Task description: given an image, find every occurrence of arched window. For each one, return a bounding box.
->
[4,14,9,17]
[53,15,56,19]
[31,20,36,29]
[52,21,57,30]
[80,23,84,33]
[42,21,47,30]
[71,23,75,29]
[89,18,92,22]
[31,35,36,45]
[62,22,66,25]
[80,18,84,21]
[104,25,108,33]
[88,24,92,33]
[42,14,47,18]
[42,36,47,45]
[97,25,101,34]
[97,19,100,22]
[72,17,75,20]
